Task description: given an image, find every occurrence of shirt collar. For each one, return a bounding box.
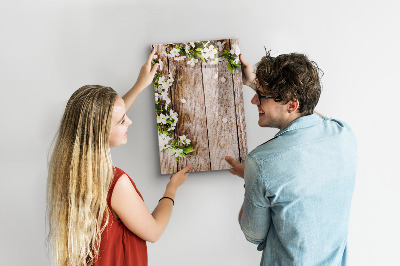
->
[275,114,322,137]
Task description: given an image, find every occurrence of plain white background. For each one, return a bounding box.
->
[1,0,399,265]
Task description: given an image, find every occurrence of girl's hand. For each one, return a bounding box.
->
[135,48,159,90]
[167,165,191,191]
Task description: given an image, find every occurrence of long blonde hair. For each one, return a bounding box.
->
[47,85,118,265]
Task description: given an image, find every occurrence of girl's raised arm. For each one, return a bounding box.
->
[122,49,159,112]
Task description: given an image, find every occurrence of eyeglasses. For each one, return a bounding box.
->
[255,90,281,105]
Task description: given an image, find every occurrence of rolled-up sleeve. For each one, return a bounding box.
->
[239,154,271,247]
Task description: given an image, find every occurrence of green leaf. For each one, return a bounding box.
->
[227,62,234,74]
[182,146,194,154]
[196,52,206,62]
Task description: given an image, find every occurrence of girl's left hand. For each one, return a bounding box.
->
[135,48,159,89]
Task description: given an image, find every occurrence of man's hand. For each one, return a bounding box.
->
[239,54,257,90]
[225,156,244,178]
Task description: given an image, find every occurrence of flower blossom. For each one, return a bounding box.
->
[179,135,191,145]
[216,41,226,52]
[158,133,172,149]
[157,113,168,124]
[202,45,218,60]
[168,147,183,157]
[160,90,169,101]
[168,47,180,58]
[187,58,198,67]
[230,44,240,56]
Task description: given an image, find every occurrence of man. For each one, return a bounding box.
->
[226,52,357,265]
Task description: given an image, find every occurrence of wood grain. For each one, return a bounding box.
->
[202,39,240,170]
[229,39,248,163]
[169,54,211,173]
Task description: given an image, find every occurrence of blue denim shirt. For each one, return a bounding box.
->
[240,114,357,266]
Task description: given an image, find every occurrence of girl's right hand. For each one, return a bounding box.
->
[135,49,159,90]
[167,165,191,191]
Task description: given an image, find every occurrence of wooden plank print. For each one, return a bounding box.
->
[152,39,247,174]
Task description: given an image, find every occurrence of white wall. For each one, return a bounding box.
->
[1,0,399,265]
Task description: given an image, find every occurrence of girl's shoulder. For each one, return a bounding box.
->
[113,166,127,178]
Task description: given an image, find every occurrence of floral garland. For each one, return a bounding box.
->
[152,40,241,160]
[153,72,194,161]
[164,41,241,74]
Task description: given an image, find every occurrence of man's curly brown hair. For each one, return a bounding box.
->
[255,52,322,115]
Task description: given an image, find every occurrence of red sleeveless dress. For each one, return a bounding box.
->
[93,167,148,266]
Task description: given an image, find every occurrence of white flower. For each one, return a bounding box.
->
[216,41,226,52]
[168,47,180,58]
[153,54,158,59]
[202,45,218,60]
[187,58,198,67]
[208,45,218,58]
[175,149,183,157]
[189,42,195,48]
[157,74,173,92]
[158,76,166,84]
[233,58,240,65]
[184,43,190,54]
[170,109,178,120]
[155,93,159,102]
[179,135,191,145]
[175,56,186,61]
[220,77,226,83]
[165,97,171,107]
[222,118,228,123]
[213,73,218,79]
[230,44,240,56]
[168,148,183,157]
[160,90,169,100]
[158,60,163,71]
[181,98,187,103]
[157,113,168,124]
[158,133,172,149]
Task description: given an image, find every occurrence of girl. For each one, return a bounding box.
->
[47,49,191,266]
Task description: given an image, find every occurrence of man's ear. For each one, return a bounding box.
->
[288,99,299,113]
